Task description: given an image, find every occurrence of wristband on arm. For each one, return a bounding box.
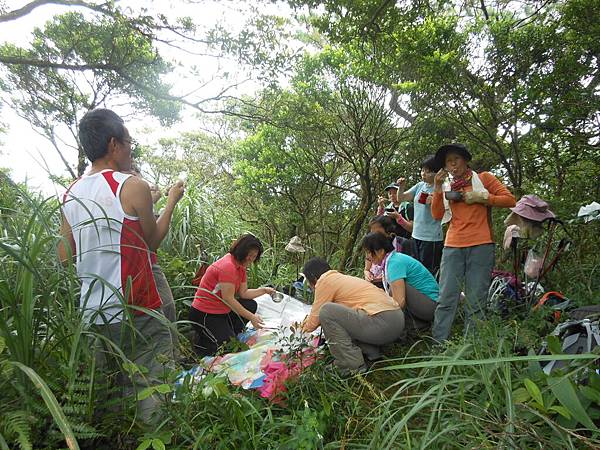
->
[396,214,409,226]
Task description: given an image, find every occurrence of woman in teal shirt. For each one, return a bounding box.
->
[362,232,439,325]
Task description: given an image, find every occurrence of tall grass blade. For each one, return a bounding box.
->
[381,352,599,371]
[0,433,10,450]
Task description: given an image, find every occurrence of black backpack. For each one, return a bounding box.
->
[569,305,600,321]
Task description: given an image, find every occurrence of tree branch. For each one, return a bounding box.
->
[0,0,109,23]
[362,0,394,32]
[0,55,121,71]
[387,86,416,124]
[479,0,490,21]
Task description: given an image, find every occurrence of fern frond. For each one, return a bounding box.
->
[1,410,33,450]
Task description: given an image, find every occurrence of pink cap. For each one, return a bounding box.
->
[510,195,555,222]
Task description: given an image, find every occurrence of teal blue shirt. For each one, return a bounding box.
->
[385,251,439,301]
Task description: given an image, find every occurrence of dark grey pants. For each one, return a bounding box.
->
[405,284,438,322]
[403,284,438,333]
[319,303,405,370]
[432,244,495,342]
[93,312,174,423]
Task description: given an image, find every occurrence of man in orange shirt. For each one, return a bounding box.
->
[430,143,516,341]
[301,258,405,375]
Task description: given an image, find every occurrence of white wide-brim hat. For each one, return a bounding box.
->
[285,235,305,253]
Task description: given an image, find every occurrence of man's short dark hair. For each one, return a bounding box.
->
[421,154,441,172]
[361,232,394,254]
[78,108,127,162]
[229,234,263,263]
[302,257,331,285]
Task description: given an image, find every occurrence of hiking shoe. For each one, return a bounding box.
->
[365,355,384,369]
[327,364,367,378]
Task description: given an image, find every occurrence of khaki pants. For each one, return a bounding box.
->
[151,264,176,322]
[152,264,179,356]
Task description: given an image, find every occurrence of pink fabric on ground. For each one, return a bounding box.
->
[257,346,319,403]
[177,294,322,399]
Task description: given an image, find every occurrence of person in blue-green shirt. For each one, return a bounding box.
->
[362,232,439,326]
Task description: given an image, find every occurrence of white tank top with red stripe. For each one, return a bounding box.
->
[62,169,161,324]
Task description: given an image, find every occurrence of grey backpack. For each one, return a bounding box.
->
[540,319,600,375]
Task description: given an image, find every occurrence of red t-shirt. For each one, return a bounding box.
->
[191,253,247,314]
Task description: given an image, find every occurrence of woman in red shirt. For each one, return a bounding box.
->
[189,234,274,356]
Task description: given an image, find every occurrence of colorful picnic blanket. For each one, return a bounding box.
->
[176,293,320,401]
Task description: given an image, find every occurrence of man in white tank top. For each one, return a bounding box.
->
[58,108,184,423]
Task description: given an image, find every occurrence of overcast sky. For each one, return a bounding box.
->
[0,0,294,196]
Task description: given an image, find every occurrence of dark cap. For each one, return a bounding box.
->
[384,183,400,192]
[435,143,472,168]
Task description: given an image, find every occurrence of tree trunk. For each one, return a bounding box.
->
[77,146,88,176]
[338,176,372,270]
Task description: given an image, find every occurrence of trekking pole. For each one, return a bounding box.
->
[539,238,569,279]
[512,236,520,303]
[538,220,570,280]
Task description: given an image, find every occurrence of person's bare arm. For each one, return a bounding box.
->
[376,197,385,215]
[389,279,407,309]
[395,178,415,202]
[220,282,264,329]
[398,215,414,233]
[154,181,184,246]
[388,211,414,233]
[238,281,274,299]
[364,258,373,281]
[121,177,184,251]
[57,213,76,266]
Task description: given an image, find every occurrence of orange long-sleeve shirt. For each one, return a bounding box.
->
[302,270,399,333]
[431,172,516,248]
